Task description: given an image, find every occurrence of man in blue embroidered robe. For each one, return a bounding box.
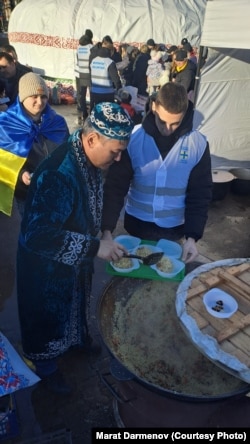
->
[16,102,134,393]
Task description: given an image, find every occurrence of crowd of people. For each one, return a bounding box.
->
[74,33,200,124]
[0,35,200,123]
[0,33,212,395]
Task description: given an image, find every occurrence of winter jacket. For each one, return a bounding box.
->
[171,60,196,92]
[132,52,151,96]
[146,59,163,85]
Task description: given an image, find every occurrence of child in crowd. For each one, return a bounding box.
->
[117,88,143,124]
[146,50,164,95]
[118,89,136,119]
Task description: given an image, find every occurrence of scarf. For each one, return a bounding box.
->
[0,98,69,216]
[176,61,188,73]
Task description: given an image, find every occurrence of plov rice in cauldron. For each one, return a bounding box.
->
[110,280,247,396]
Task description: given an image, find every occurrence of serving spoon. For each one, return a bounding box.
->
[123,251,164,266]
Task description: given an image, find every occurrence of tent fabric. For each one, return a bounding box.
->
[193,1,250,169]
[193,48,250,166]
[200,0,250,50]
[8,0,207,80]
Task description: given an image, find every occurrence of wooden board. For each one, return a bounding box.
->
[176,259,250,383]
[187,263,250,362]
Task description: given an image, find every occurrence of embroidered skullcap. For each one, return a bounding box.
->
[89,102,134,141]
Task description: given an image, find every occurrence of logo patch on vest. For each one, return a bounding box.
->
[179,146,189,162]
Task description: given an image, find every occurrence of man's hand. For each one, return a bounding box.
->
[181,237,198,263]
[22,171,32,185]
[98,234,127,262]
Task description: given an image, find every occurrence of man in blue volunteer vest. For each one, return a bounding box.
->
[90,46,121,110]
[74,30,93,123]
[101,83,212,264]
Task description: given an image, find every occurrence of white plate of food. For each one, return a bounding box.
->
[151,255,185,278]
[110,256,140,273]
[156,239,183,259]
[203,288,238,318]
[114,235,141,251]
[132,244,163,257]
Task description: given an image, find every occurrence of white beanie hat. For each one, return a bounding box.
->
[19,73,49,102]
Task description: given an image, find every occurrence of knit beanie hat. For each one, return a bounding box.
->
[85,29,93,40]
[118,89,132,104]
[183,42,193,53]
[147,39,155,47]
[175,49,188,61]
[19,73,49,103]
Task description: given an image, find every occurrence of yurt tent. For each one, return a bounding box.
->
[8,0,207,80]
[193,0,250,169]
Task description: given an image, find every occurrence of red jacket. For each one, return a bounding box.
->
[120,102,136,118]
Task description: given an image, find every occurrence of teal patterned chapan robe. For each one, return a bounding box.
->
[16,130,103,361]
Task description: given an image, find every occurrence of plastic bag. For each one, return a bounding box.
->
[0,332,40,396]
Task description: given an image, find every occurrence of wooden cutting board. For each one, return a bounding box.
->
[176,258,250,383]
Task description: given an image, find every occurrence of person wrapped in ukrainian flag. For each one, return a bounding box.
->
[0,72,69,216]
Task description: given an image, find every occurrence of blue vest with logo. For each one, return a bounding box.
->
[75,44,93,77]
[125,127,207,228]
[90,57,114,93]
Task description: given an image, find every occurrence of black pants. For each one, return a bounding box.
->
[90,92,115,111]
[76,79,89,118]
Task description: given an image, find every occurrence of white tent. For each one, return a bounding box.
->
[193,0,250,168]
[8,0,206,80]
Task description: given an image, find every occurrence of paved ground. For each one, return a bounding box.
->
[0,104,250,443]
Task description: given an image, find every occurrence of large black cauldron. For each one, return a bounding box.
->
[97,277,250,427]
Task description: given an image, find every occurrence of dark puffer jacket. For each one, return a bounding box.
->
[172,60,197,92]
[132,52,151,96]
